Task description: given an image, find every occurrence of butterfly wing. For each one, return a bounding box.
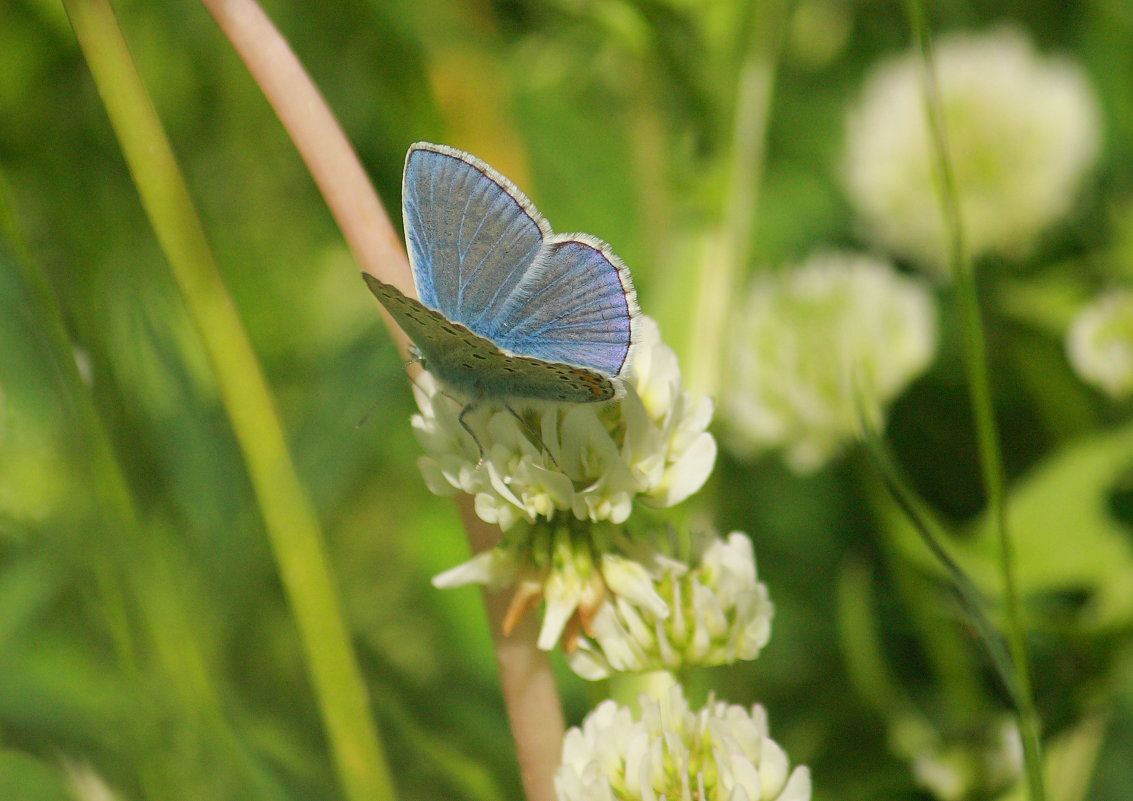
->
[364,274,616,403]
[484,233,638,378]
[403,143,548,333]
[402,141,639,384]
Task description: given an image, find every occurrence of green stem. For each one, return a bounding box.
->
[860,435,1017,710]
[61,2,396,799]
[608,670,679,712]
[902,3,1046,799]
[688,0,783,397]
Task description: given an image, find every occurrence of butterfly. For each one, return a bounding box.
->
[363,142,639,412]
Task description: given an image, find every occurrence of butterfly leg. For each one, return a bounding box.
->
[504,403,562,471]
[457,402,487,464]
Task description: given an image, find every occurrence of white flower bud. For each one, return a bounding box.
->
[1067,288,1133,399]
[844,26,1101,274]
[725,251,936,472]
[555,685,811,801]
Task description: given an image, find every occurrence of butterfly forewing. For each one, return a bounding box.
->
[364,274,616,403]
[403,144,547,332]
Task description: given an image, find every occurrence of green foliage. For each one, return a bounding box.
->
[3,0,1133,799]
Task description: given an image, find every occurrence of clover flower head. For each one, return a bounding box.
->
[1066,288,1133,399]
[568,531,774,680]
[844,25,1101,274]
[555,684,812,801]
[432,521,773,669]
[413,315,716,530]
[725,251,936,472]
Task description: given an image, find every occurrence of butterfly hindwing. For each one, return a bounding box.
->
[487,234,636,377]
[364,274,616,403]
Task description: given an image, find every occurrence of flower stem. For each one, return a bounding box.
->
[459,500,565,801]
[62,1,395,799]
[608,670,679,712]
[903,3,1046,799]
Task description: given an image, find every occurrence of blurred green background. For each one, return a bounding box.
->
[3,0,1133,799]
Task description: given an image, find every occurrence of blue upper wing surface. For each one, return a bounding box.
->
[485,236,636,378]
[402,142,638,380]
[403,144,546,331]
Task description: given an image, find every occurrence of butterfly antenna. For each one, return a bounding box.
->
[354,399,380,429]
[354,373,393,428]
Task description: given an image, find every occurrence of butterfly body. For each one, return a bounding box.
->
[366,142,638,406]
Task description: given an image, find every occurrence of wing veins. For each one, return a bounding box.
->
[459,216,514,302]
[454,183,479,310]
[501,291,625,341]
[507,264,574,308]
[517,317,625,335]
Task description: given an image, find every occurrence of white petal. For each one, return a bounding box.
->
[645,432,717,507]
[758,738,790,797]
[778,767,812,801]
[431,548,514,589]
[565,644,613,681]
[538,576,582,651]
[729,753,762,801]
[416,457,458,496]
[602,555,669,618]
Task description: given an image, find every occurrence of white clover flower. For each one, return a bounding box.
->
[555,685,812,801]
[434,524,773,667]
[568,532,773,680]
[844,26,1101,274]
[725,251,936,473]
[435,520,608,650]
[413,315,716,531]
[1067,288,1133,399]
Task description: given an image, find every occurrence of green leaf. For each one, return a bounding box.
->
[889,420,1133,629]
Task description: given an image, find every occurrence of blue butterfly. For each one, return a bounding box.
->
[364,143,639,407]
